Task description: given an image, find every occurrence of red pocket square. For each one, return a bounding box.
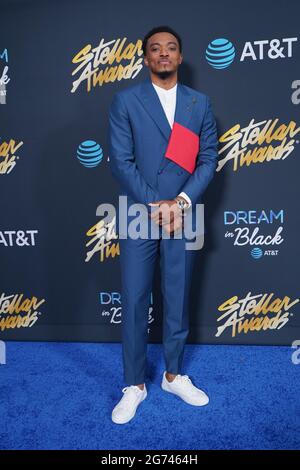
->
[165,122,200,174]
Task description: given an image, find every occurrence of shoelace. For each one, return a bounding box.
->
[175,375,204,397]
[176,374,192,384]
[116,386,139,408]
[122,386,142,393]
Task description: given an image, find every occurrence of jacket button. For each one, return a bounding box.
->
[158,169,163,174]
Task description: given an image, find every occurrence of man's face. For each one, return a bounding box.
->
[144,32,183,77]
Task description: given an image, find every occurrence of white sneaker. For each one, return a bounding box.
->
[111,384,147,424]
[161,371,209,406]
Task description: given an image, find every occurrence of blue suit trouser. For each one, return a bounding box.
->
[119,233,196,386]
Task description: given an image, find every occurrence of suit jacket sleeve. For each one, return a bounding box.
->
[180,95,218,206]
[108,92,159,206]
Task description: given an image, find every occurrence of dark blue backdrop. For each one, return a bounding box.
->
[1,0,299,345]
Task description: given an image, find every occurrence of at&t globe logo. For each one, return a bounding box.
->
[76,140,103,168]
[205,38,236,69]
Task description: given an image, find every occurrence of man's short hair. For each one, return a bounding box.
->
[142,26,182,55]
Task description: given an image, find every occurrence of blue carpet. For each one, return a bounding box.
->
[0,342,299,450]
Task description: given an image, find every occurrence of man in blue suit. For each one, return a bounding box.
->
[108,26,218,424]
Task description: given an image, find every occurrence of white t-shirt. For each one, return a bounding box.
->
[152,81,192,208]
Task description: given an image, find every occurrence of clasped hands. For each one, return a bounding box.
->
[148,199,184,235]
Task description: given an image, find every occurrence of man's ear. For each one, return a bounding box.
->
[144,56,148,67]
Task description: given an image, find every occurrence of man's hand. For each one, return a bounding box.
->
[163,214,184,235]
[148,199,184,235]
[148,199,180,225]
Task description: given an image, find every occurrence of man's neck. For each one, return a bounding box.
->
[150,73,177,90]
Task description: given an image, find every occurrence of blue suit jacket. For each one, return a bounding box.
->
[108,76,218,234]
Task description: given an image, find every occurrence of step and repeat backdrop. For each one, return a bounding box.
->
[1,0,300,345]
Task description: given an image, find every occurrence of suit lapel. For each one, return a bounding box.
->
[136,77,195,142]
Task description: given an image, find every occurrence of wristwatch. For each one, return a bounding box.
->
[175,196,189,211]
